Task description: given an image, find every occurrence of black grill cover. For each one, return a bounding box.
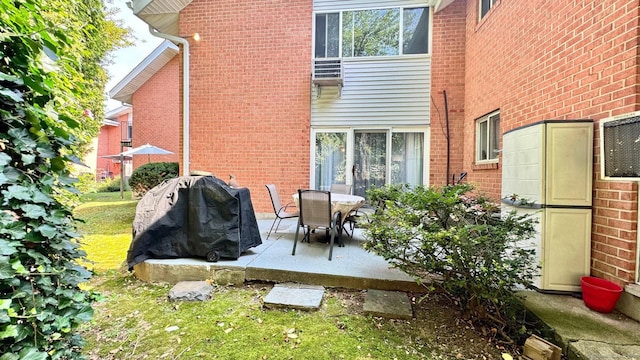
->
[127,176,262,269]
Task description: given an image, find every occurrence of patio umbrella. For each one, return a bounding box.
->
[121,143,174,163]
[99,154,133,161]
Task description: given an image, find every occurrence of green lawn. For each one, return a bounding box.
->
[75,191,504,359]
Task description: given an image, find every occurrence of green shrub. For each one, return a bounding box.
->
[128,162,179,196]
[364,184,539,344]
[96,176,127,193]
[76,172,98,194]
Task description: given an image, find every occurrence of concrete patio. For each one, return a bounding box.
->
[132,216,640,359]
[132,217,425,292]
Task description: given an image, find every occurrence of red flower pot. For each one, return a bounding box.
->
[580,276,623,313]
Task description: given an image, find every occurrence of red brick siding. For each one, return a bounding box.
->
[96,116,127,179]
[180,0,312,212]
[132,57,181,169]
[464,0,640,284]
[430,0,467,187]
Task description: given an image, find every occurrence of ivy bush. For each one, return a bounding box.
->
[0,0,126,358]
[364,184,539,344]
[128,162,179,197]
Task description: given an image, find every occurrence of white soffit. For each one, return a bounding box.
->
[109,40,179,104]
[433,0,455,12]
[105,105,132,120]
[130,0,192,35]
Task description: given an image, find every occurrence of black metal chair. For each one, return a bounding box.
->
[265,184,299,239]
[292,189,342,260]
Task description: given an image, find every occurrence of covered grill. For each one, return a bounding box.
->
[127,175,262,269]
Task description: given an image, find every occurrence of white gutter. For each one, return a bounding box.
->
[148,25,190,176]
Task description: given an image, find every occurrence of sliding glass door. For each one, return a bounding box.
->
[314,131,347,191]
[354,131,387,197]
[312,128,426,198]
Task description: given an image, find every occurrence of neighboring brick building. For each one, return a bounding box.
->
[96,106,131,181]
[125,0,639,306]
[109,40,181,170]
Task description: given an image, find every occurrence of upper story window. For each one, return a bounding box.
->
[476,111,500,163]
[315,13,340,58]
[480,0,496,19]
[314,7,429,59]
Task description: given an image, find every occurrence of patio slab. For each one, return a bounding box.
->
[363,289,413,319]
[263,283,325,310]
[132,218,424,292]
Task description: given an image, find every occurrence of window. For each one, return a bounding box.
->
[314,7,429,59]
[480,0,496,19]
[313,129,426,198]
[391,132,424,185]
[476,111,500,162]
[403,8,429,54]
[315,13,340,58]
[342,9,400,57]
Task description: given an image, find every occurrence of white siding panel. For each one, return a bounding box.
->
[314,0,432,12]
[311,56,430,127]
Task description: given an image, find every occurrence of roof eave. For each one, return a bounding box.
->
[129,0,193,36]
[109,40,179,104]
[433,0,455,13]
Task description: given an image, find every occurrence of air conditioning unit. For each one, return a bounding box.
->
[600,111,640,180]
[312,58,343,97]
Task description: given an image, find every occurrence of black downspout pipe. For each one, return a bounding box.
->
[443,90,450,185]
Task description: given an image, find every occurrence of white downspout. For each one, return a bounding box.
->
[148,25,190,176]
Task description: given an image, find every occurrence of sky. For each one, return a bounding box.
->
[104,0,163,111]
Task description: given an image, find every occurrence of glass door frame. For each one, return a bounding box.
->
[310,126,430,192]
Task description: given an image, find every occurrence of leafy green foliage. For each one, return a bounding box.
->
[75,173,98,194]
[0,0,127,357]
[364,184,539,344]
[128,162,179,196]
[95,176,126,193]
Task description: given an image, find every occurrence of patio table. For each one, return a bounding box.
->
[292,192,365,227]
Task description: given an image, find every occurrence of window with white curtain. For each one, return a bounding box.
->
[391,132,424,186]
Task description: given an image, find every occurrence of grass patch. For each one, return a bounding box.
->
[83,275,431,360]
[76,191,506,359]
[75,191,137,271]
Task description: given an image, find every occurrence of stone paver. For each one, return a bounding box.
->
[363,289,413,319]
[168,281,214,301]
[263,283,325,310]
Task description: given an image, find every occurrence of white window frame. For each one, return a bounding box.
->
[313,6,430,59]
[479,0,496,20]
[475,111,500,163]
[310,126,430,190]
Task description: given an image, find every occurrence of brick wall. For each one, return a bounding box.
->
[132,57,181,169]
[180,0,313,213]
[464,0,640,284]
[96,119,126,179]
[430,0,467,187]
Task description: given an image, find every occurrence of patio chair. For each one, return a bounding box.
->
[329,183,352,194]
[342,198,386,239]
[265,184,299,239]
[330,183,356,237]
[292,189,342,260]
